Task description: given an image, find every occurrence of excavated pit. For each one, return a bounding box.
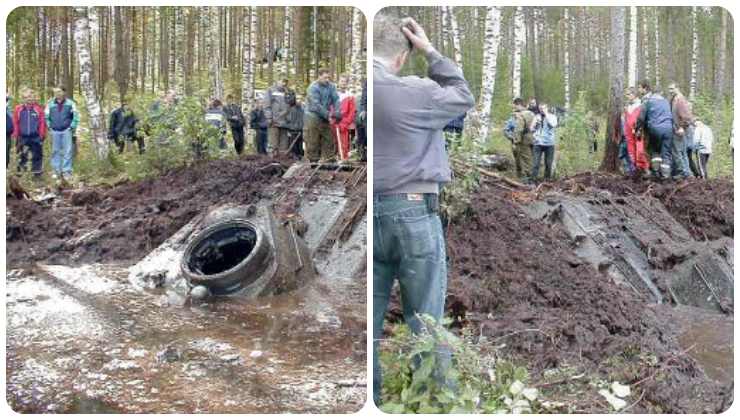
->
[5,158,367,414]
[383,174,732,413]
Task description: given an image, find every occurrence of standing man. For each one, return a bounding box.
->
[331,74,357,161]
[623,87,649,174]
[249,101,269,155]
[12,89,46,178]
[636,80,674,179]
[108,99,143,154]
[263,78,294,155]
[531,102,558,181]
[667,82,694,179]
[284,92,305,159]
[355,79,367,162]
[373,15,475,405]
[692,119,714,178]
[45,86,79,179]
[6,95,13,168]
[223,94,246,155]
[304,68,341,162]
[510,97,536,182]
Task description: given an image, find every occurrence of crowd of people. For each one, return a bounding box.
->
[495,81,721,184]
[5,71,367,182]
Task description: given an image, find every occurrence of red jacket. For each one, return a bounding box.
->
[332,94,356,131]
[12,103,47,140]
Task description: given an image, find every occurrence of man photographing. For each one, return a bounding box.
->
[373,14,475,406]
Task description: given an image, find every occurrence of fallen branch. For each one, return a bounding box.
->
[451,157,530,189]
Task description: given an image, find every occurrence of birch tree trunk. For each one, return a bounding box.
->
[447,7,463,67]
[512,7,524,98]
[73,7,108,159]
[600,7,626,173]
[349,7,364,94]
[563,8,571,108]
[715,8,727,96]
[642,7,651,85]
[466,6,500,145]
[208,7,223,100]
[278,7,291,78]
[628,6,637,88]
[654,8,661,89]
[689,6,698,99]
[242,6,257,114]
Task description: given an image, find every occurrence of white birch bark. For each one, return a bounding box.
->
[642,7,651,84]
[349,7,364,94]
[278,6,291,78]
[689,6,698,99]
[563,8,571,109]
[242,6,257,111]
[447,7,463,68]
[628,6,637,88]
[467,6,500,145]
[208,7,223,100]
[73,6,108,159]
[175,8,185,96]
[654,8,661,90]
[512,7,524,98]
[716,7,727,95]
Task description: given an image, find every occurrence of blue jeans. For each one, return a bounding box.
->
[531,144,555,180]
[51,129,74,176]
[373,194,448,406]
[671,132,691,178]
[618,140,634,174]
[649,126,673,177]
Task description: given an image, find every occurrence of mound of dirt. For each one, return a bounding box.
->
[558,173,733,241]
[6,156,291,267]
[442,177,730,412]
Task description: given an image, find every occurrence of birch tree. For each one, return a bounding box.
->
[208,7,223,100]
[600,7,626,173]
[563,8,571,109]
[715,8,727,96]
[73,6,108,159]
[446,7,463,67]
[242,6,257,111]
[349,7,364,94]
[627,6,637,88]
[468,6,500,145]
[654,8,661,89]
[512,7,524,98]
[689,6,698,99]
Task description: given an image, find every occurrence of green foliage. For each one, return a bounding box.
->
[554,91,604,176]
[441,133,482,223]
[379,315,542,414]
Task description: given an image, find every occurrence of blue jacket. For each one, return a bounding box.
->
[444,113,466,132]
[533,113,558,146]
[45,98,79,132]
[6,110,13,137]
[638,93,673,134]
[305,81,341,122]
[503,117,517,141]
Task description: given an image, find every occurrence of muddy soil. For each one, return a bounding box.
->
[6,156,295,268]
[554,172,733,241]
[439,175,732,413]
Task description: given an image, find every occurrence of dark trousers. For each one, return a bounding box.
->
[532,144,555,180]
[6,136,11,168]
[699,153,710,179]
[231,126,245,155]
[114,135,145,154]
[18,135,43,175]
[253,128,268,155]
[288,130,303,158]
[687,149,701,178]
[356,125,367,162]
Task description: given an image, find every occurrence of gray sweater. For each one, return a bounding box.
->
[373,50,475,194]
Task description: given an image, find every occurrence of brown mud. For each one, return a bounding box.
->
[438,174,733,413]
[6,156,308,268]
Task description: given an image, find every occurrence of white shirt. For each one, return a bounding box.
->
[694,124,714,154]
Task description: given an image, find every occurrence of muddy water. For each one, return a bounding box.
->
[6,264,366,413]
[670,305,734,385]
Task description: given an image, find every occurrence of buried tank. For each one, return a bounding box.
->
[130,203,315,301]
